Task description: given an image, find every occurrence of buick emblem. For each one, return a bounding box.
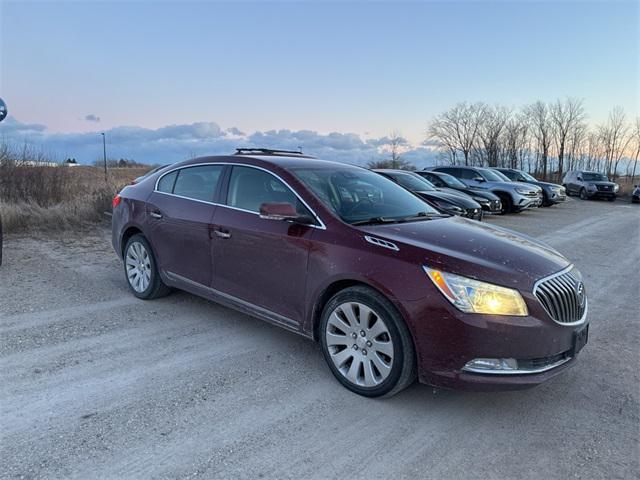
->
[576,282,586,307]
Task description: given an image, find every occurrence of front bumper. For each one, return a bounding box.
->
[401,290,588,391]
[479,198,502,213]
[548,189,567,203]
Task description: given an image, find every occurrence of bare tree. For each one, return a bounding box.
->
[427,102,485,165]
[388,130,404,169]
[599,107,632,178]
[629,118,640,184]
[476,104,509,167]
[525,101,553,180]
[550,97,586,180]
[367,131,415,170]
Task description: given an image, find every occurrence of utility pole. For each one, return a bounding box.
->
[100,132,107,182]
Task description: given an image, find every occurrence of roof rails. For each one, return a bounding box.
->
[234,148,305,156]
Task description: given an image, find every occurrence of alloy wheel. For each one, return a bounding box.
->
[125,241,151,293]
[325,302,394,388]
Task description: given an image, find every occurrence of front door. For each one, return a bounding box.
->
[211,166,316,324]
[146,165,224,287]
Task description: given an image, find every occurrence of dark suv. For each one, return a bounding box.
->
[562,170,619,201]
[427,166,542,213]
[112,149,589,397]
[493,168,566,207]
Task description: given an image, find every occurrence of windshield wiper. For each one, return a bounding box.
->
[350,212,448,226]
[350,217,402,226]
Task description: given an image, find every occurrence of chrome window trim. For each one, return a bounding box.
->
[154,161,326,230]
[532,264,588,326]
[462,356,572,375]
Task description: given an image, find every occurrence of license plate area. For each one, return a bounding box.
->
[572,324,589,356]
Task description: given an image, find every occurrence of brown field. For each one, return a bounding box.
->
[0,165,150,233]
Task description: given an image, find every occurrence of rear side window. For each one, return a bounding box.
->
[226,166,311,216]
[157,171,177,193]
[160,165,223,202]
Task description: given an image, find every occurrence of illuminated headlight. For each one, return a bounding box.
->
[515,187,533,195]
[614,184,620,192]
[424,267,528,316]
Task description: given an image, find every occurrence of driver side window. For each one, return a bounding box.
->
[226,166,313,218]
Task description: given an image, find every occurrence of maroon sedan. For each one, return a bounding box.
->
[112,149,589,397]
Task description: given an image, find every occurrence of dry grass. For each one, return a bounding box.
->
[0,164,149,234]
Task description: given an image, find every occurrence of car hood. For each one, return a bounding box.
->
[466,188,501,201]
[358,216,569,291]
[416,190,479,208]
[474,181,540,193]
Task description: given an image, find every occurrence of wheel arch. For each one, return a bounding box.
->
[120,225,144,257]
[309,279,411,344]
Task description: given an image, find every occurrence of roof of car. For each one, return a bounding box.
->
[178,153,359,171]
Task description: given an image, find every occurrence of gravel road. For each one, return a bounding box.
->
[1,199,639,479]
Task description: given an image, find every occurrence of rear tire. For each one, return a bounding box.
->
[123,234,171,300]
[320,286,416,398]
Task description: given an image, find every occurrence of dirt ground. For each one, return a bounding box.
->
[1,198,639,479]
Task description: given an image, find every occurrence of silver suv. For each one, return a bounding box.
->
[429,166,542,214]
[562,171,618,201]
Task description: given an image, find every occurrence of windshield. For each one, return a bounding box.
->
[520,171,538,182]
[291,166,441,224]
[583,172,608,182]
[478,169,507,182]
[436,173,467,189]
[384,172,436,191]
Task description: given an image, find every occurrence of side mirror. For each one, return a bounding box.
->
[577,176,582,181]
[259,202,313,225]
[473,176,485,182]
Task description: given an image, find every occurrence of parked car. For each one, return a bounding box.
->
[416,171,502,214]
[112,149,589,397]
[632,185,640,203]
[493,168,566,207]
[373,169,483,220]
[427,166,542,213]
[562,170,619,201]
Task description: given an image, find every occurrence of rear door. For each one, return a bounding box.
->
[210,165,317,325]
[146,165,224,286]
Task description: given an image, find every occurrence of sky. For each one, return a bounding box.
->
[0,0,638,166]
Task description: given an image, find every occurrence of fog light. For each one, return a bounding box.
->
[463,358,518,373]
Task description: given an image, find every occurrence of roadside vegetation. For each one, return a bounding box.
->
[0,142,148,233]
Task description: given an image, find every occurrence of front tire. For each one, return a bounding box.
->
[320,286,416,397]
[123,234,171,299]
[498,193,513,214]
[579,188,588,200]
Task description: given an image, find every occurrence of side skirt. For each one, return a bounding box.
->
[162,271,310,338]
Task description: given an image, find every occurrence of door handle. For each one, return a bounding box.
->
[214,230,231,239]
[149,211,163,219]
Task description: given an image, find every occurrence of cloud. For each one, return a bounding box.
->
[0,117,439,168]
[85,114,101,123]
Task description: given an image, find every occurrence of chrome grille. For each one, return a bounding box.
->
[534,267,587,324]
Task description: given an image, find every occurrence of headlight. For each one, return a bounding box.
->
[515,187,532,194]
[472,196,489,204]
[424,267,528,316]
[614,184,619,192]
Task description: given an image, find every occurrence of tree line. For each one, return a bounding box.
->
[427,99,639,182]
